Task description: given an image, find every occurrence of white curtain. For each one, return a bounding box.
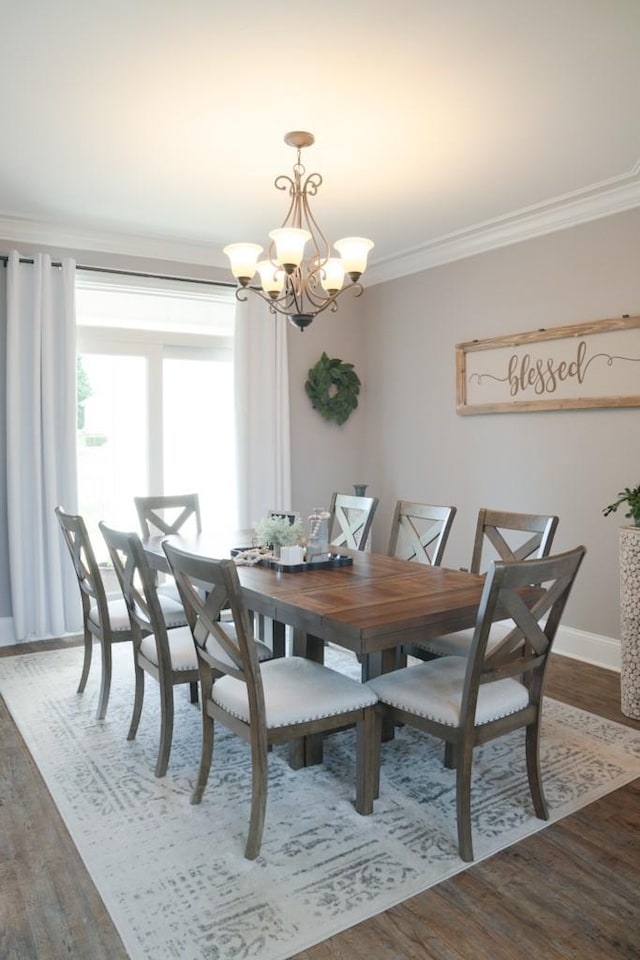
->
[234,295,291,527]
[6,252,80,639]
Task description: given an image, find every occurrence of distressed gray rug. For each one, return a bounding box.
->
[2,644,640,960]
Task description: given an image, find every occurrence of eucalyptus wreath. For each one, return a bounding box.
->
[305,352,361,425]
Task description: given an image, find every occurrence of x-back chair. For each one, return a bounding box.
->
[134,493,202,606]
[368,545,585,861]
[328,492,379,551]
[163,541,379,859]
[387,500,457,567]
[411,507,559,661]
[134,493,202,539]
[56,506,135,720]
[99,522,200,777]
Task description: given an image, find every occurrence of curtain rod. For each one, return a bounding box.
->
[0,255,235,290]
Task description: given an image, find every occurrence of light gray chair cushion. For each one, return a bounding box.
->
[157,594,189,628]
[88,596,131,632]
[366,656,529,727]
[204,625,272,670]
[415,619,513,657]
[212,656,378,728]
[89,593,187,631]
[139,626,199,672]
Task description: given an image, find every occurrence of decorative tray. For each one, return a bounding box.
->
[263,552,353,573]
[231,547,352,573]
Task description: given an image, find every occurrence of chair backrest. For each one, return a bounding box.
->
[463,546,586,715]
[163,543,262,698]
[99,523,172,671]
[134,493,202,538]
[469,508,559,574]
[387,500,457,566]
[328,492,379,550]
[55,506,109,627]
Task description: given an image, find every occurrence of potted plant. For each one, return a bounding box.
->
[254,515,304,555]
[603,484,640,526]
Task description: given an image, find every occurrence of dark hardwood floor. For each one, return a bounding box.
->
[1,640,638,960]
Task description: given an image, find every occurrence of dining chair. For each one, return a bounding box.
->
[410,508,559,660]
[134,493,202,604]
[162,541,379,860]
[99,522,203,777]
[328,492,379,550]
[55,506,136,720]
[367,544,586,861]
[134,493,202,538]
[387,500,457,566]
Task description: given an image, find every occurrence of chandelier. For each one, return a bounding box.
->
[223,131,374,331]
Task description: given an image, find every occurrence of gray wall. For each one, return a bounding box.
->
[354,208,640,639]
[287,295,367,523]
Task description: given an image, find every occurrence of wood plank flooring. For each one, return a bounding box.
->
[1,640,638,960]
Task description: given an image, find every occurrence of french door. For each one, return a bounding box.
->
[76,301,235,563]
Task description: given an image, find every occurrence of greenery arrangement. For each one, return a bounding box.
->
[254,515,304,549]
[603,484,640,526]
[305,352,360,426]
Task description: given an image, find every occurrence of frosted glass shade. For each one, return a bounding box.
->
[223,243,263,285]
[317,257,345,294]
[334,237,374,280]
[269,228,311,271]
[256,260,285,297]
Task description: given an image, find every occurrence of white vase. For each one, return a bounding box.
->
[619,525,640,719]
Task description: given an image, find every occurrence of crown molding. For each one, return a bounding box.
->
[0,216,229,269]
[365,160,640,287]
[2,161,639,281]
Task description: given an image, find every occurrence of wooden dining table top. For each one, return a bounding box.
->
[143,532,487,659]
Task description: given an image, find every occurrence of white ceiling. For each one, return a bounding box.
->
[1,1,639,281]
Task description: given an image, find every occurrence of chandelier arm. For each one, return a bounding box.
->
[305,282,362,313]
[302,171,322,198]
[300,191,330,262]
[300,280,332,310]
[274,174,295,194]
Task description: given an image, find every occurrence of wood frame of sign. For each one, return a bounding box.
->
[456,314,640,415]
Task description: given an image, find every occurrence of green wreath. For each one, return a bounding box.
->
[305,352,361,425]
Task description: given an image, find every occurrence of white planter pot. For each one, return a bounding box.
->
[619,524,640,719]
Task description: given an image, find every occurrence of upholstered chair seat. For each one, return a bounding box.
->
[212,656,378,728]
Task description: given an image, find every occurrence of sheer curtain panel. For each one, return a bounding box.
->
[6,252,80,639]
[234,296,291,528]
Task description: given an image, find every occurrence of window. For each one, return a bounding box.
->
[75,274,235,562]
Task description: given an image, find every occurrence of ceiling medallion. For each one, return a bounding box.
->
[223,132,374,331]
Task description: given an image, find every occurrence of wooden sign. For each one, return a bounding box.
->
[456,315,640,415]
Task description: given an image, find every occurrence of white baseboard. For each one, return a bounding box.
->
[0,617,16,647]
[554,625,621,673]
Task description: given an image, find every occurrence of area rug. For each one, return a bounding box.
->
[2,644,640,960]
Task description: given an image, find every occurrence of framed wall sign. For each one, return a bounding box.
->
[456,315,640,415]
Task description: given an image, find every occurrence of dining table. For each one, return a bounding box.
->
[144,532,487,668]
[144,532,489,764]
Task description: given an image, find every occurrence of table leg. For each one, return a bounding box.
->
[371,648,399,741]
[292,629,324,662]
[272,620,286,658]
[288,631,325,767]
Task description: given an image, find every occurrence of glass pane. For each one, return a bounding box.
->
[77,354,148,566]
[163,357,236,534]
